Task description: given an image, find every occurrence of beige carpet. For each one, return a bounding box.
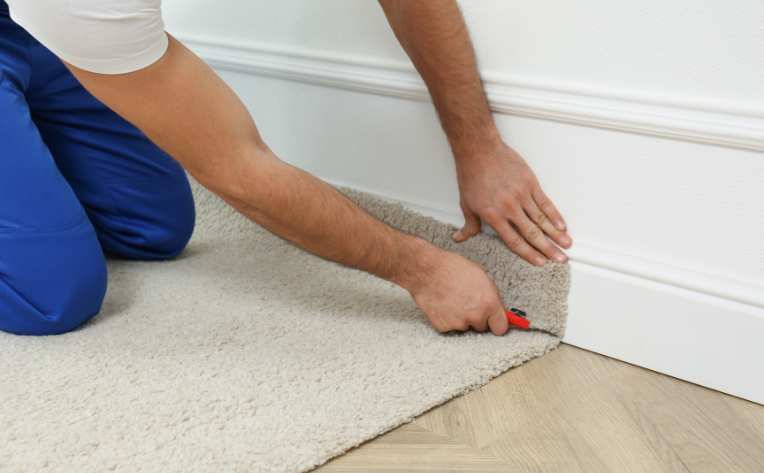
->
[0,181,569,473]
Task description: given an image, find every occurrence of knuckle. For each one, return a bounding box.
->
[476,297,496,314]
[502,193,518,206]
[516,179,531,193]
[481,207,501,223]
[506,233,524,249]
[479,298,495,312]
[526,226,543,241]
[502,208,518,222]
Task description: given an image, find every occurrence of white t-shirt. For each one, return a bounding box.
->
[6,0,168,74]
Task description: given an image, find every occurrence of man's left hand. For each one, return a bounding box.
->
[452,141,572,267]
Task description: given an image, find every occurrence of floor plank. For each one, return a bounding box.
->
[316,344,764,473]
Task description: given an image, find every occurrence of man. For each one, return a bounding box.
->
[0,0,571,337]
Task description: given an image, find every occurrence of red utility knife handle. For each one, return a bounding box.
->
[506,310,530,330]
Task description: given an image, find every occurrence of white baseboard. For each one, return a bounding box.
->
[178,34,764,152]
[178,35,764,404]
[567,261,764,404]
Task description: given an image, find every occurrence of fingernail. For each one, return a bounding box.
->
[554,253,568,263]
[561,235,572,247]
[452,231,462,240]
[557,221,566,231]
[536,257,547,266]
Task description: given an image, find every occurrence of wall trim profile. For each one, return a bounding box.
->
[179,35,764,152]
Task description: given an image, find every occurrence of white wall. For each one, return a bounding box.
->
[162,0,764,403]
[164,0,764,106]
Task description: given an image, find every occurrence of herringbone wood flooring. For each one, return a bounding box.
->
[317,344,764,473]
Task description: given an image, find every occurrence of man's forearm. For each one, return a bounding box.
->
[379,0,500,158]
[67,36,433,292]
[222,152,433,290]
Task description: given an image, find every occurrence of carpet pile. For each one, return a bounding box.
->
[0,181,568,473]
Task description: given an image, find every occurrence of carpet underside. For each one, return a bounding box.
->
[0,181,569,473]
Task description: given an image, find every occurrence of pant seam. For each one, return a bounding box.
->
[0,213,89,237]
[0,272,50,322]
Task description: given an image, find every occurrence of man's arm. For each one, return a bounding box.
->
[63,36,510,335]
[379,0,572,266]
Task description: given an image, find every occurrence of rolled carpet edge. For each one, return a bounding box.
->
[338,186,569,338]
[189,177,569,338]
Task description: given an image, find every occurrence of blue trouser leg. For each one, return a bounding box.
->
[0,14,107,335]
[0,8,195,335]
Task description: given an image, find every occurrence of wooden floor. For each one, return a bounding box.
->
[316,344,764,473]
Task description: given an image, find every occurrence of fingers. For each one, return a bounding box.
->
[469,296,505,335]
[484,212,547,267]
[456,311,508,336]
[452,208,481,242]
[487,308,509,336]
[524,198,572,249]
[469,314,489,333]
[477,184,570,266]
[533,187,566,232]
[512,204,568,263]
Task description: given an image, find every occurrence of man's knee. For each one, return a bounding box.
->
[0,222,107,336]
[97,173,196,260]
[141,199,196,259]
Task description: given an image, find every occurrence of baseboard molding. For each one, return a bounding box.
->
[178,34,764,152]
[323,179,764,404]
[566,261,764,405]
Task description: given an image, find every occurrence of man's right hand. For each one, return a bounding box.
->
[397,242,509,336]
